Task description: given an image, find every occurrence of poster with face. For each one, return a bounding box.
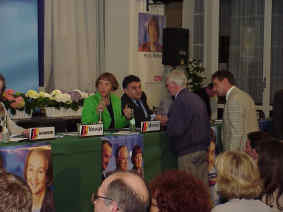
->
[0,142,55,212]
[101,134,144,179]
[138,13,165,52]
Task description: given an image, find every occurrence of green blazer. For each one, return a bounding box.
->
[82,92,129,129]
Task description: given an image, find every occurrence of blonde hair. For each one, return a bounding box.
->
[166,69,187,87]
[215,151,262,199]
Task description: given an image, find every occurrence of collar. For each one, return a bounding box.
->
[226,86,235,101]
[175,88,185,99]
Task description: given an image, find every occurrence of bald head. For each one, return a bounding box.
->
[95,171,150,212]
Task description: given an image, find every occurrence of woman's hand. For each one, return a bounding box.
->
[123,105,133,120]
[96,100,106,113]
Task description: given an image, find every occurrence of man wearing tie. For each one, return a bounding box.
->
[121,75,153,128]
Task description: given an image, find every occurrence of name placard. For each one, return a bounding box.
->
[79,124,103,137]
[140,121,160,133]
[29,127,55,140]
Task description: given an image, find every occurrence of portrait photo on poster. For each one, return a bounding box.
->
[138,13,165,52]
[0,142,55,212]
[101,135,144,179]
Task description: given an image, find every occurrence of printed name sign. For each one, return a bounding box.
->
[140,121,160,133]
[79,124,103,137]
[29,127,55,140]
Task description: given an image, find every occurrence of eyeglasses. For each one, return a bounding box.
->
[91,192,114,204]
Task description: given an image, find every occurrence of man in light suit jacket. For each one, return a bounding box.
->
[212,71,259,151]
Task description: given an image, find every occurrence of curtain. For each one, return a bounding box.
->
[270,0,283,103]
[228,0,265,105]
[44,0,105,93]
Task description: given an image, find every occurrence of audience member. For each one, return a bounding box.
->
[212,151,271,212]
[92,171,150,212]
[195,83,217,118]
[245,131,273,160]
[149,170,212,212]
[212,71,259,151]
[121,75,152,128]
[166,69,210,186]
[82,72,131,129]
[272,89,283,140]
[0,171,32,212]
[257,140,283,211]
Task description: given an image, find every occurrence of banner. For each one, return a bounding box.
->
[0,142,55,212]
[101,134,144,179]
[0,0,39,92]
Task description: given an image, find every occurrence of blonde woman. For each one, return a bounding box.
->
[212,151,272,212]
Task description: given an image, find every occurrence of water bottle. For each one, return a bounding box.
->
[2,127,9,143]
[129,117,136,131]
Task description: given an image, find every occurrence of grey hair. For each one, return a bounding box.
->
[105,178,150,212]
[167,69,187,87]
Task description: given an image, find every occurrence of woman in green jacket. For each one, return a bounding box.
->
[82,72,131,129]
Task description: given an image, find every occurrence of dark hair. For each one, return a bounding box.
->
[212,71,236,85]
[207,83,213,89]
[247,131,273,151]
[150,170,212,212]
[257,141,283,210]
[95,72,119,91]
[102,140,113,148]
[0,172,32,212]
[24,149,53,186]
[131,145,142,165]
[106,178,150,212]
[0,73,6,97]
[147,16,160,38]
[122,75,141,89]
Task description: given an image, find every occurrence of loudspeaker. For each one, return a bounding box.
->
[162,28,189,66]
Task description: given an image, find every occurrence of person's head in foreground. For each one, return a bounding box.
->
[149,170,212,212]
[257,140,283,210]
[215,151,262,200]
[92,171,150,212]
[0,171,32,212]
[245,131,273,161]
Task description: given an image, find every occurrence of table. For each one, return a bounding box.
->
[15,116,81,132]
[0,131,177,212]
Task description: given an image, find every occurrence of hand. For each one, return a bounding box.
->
[97,100,106,113]
[155,115,168,126]
[102,96,110,106]
[123,105,133,120]
[23,129,29,138]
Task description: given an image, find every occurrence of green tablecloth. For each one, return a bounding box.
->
[0,131,177,212]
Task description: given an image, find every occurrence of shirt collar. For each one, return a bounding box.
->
[226,86,235,101]
[175,88,185,99]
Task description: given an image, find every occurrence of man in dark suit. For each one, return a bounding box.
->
[166,69,210,186]
[121,75,152,128]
